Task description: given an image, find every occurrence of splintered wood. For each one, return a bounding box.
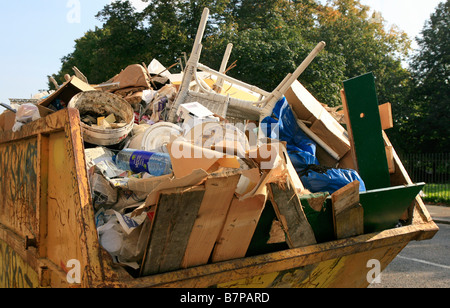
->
[269,183,317,248]
[331,181,364,239]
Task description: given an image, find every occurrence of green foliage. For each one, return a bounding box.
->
[423,184,450,205]
[405,1,450,154]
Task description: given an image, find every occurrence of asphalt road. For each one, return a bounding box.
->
[368,222,450,288]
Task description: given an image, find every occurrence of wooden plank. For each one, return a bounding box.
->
[331,181,364,239]
[379,103,393,130]
[334,205,364,240]
[211,194,266,263]
[342,73,391,190]
[182,174,240,268]
[269,183,317,248]
[385,145,395,174]
[140,187,206,276]
[340,89,358,171]
[382,131,429,224]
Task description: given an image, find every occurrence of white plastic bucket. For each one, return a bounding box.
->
[127,122,183,152]
[69,91,135,146]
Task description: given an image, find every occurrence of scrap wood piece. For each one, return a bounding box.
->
[267,220,287,244]
[385,144,395,174]
[331,181,364,240]
[269,183,317,249]
[342,73,391,190]
[182,174,240,268]
[300,192,329,212]
[73,66,89,84]
[211,194,267,263]
[247,140,305,194]
[379,102,393,131]
[332,181,360,216]
[140,186,206,277]
[382,131,424,223]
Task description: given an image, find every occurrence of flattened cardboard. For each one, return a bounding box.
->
[132,169,209,216]
[167,140,240,179]
[111,64,151,90]
[127,174,173,193]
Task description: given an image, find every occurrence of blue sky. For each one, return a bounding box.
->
[0,0,444,112]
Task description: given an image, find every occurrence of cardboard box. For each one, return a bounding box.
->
[285,81,351,160]
[39,76,95,109]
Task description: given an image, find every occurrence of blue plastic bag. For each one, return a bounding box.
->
[261,97,319,171]
[261,97,366,194]
[300,165,367,194]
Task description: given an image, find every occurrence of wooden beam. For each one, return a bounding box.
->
[340,89,358,171]
[385,145,395,174]
[382,131,429,224]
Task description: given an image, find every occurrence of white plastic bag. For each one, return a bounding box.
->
[96,208,150,268]
[12,103,41,132]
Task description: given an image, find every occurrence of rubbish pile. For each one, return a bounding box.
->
[0,8,425,279]
[49,56,365,275]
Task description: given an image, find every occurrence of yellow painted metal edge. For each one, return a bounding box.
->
[115,220,438,288]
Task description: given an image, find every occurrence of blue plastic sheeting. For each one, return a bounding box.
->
[261,97,319,171]
[261,97,366,195]
[300,166,367,195]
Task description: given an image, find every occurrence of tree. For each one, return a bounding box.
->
[199,0,347,105]
[306,0,412,105]
[404,1,450,153]
[51,0,414,120]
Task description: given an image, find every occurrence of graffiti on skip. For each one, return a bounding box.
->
[0,140,38,234]
[0,241,36,288]
[0,140,38,205]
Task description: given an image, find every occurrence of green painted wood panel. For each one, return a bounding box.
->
[360,183,425,233]
[343,73,391,190]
